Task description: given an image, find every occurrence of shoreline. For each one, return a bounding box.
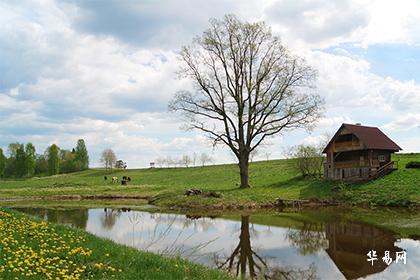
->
[1,193,419,211]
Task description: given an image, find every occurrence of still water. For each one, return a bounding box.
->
[15,207,420,279]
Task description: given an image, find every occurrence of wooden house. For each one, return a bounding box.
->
[323,123,402,181]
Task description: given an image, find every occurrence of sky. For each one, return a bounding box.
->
[0,0,419,167]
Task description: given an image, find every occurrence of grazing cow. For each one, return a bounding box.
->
[104,176,107,181]
[127,177,131,182]
[111,176,118,183]
[122,176,127,180]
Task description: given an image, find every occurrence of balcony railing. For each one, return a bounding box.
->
[333,141,363,152]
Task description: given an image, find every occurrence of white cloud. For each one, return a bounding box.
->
[264,0,420,49]
[264,0,370,48]
[381,114,420,131]
[356,0,420,47]
[1,0,420,167]
[307,51,420,114]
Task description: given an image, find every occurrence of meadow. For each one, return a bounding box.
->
[0,153,419,209]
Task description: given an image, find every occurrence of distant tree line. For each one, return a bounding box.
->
[154,152,213,168]
[0,139,89,179]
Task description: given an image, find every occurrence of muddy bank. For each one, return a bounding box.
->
[2,194,419,212]
[0,194,151,202]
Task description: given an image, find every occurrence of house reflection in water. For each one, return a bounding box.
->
[325,222,402,279]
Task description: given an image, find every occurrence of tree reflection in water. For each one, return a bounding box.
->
[286,222,328,255]
[101,208,122,230]
[128,211,141,247]
[216,216,318,280]
[15,208,410,280]
[17,208,88,229]
[99,210,220,262]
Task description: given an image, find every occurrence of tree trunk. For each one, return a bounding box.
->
[239,153,250,188]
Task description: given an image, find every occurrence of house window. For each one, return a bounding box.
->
[378,155,386,162]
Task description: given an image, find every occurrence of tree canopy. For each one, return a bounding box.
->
[100,149,117,173]
[75,139,89,170]
[0,148,6,178]
[170,15,323,188]
[25,143,36,177]
[47,144,60,175]
[0,140,90,179]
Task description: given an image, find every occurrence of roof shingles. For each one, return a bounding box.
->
[323,123,402,153]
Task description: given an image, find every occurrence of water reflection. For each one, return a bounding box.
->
[101,208,121,230]
[17,208,88,228]
[326,223,402,279]
[14,207,419,280]
[286,222,328,255]
[216,216,318,279]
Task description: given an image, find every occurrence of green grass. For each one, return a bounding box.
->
[338,153,420,206]
[0,209,234,280]
[0,153,419,208]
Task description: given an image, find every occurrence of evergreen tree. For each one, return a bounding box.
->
[75,139,89,170]
[25,143,36,177]
[0,148,6,178]
[47,144,60,175]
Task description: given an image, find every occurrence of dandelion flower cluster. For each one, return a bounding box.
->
[0,210,120,279]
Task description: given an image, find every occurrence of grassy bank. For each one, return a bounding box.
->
[0,153,419,208]
[0,209,234,280]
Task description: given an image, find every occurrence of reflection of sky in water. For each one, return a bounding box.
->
[364,239,420,280]
[78,209,419,279]
[15,207,419,279]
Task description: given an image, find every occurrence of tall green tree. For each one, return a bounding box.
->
[47,144,60,175]
[25,143,36,177]
[0,148,6,178]
[35,154,48,175]
[8,143,21,158]
[15,144,26,178]
[60,149,77,173]
[4,143,21,177]
[75,139,89,170]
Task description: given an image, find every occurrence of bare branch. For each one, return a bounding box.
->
[169,14,324,187]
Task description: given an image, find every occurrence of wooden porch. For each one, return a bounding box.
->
[324,161,398,181]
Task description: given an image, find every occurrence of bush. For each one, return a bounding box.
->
[287,145,324,177]
[406,161,420,169]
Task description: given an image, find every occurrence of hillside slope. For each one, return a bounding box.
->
[0,153,418,208]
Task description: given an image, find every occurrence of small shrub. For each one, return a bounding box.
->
[405,161,420,169]
[287,145,325,178]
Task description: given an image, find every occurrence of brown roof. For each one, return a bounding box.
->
[323,123,402,153]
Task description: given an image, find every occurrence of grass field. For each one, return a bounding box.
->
[0,209,234,280]
[0,153,419,208]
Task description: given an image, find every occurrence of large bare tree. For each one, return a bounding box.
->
[169,15,323,188]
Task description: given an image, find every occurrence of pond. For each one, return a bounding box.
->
[13,207,420,279]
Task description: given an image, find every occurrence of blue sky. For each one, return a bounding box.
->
[0,0,419,167]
